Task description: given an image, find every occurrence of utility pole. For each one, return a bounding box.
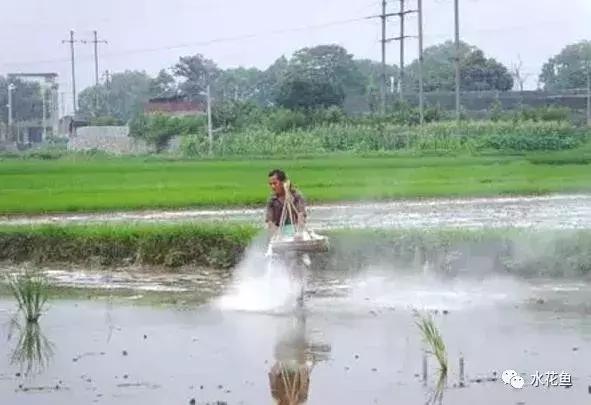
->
[418,0,424,124]
[207,84,213,156]
[399,0,405,102]
[7,83,15,127]
[62,30,80,115]
[7,83,15,140]
[587,61,591,127]
[41,85,47,141]
[372,1,417,112]
[60,92,66,118]
[380,0,387,115]
[103,70,112,88]
[386,2,418,104]
[91,31,107,87]
[454,0,461,120]
[82,31,108,115]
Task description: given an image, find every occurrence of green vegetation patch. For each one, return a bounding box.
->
[0,224,590,277]
[0,223,258,270]
[1,152,591,215]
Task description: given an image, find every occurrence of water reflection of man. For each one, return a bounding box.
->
[268,311,330,405]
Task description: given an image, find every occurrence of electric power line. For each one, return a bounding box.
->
[370,0,419,112]
[2,16,371,69]
[0,14,569,72]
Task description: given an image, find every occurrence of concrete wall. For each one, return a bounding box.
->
[67,125,183,155]
[68,126,152,155]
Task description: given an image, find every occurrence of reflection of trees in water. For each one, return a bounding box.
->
[268,310,330,405]
[7,317,55,376]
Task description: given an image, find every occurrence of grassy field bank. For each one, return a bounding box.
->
[1,224,589,277]
[1,149,591,215]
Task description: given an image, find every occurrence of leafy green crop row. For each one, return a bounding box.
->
[181,120,589,157]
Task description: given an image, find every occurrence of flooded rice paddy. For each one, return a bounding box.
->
[1,264,591,404]
[1,193,591,404]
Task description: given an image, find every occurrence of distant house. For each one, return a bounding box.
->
[144,96,205,117]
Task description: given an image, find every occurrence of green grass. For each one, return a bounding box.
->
[0,222,258,269]
[1,151,591,215]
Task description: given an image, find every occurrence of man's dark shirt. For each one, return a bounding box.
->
[266,191,306,227]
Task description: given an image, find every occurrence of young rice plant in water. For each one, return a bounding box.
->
[415,310,448,377]
[7,270,50,323]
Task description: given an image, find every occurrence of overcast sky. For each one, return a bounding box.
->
[1,0,590,114]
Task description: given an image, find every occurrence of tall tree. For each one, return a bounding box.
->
[276,44,363,109]
[258,56,289,106]
[462,49,513,91]
[214,67,264,103]
[511,55,530,92]
[0,76,44,125]
[291,45,364,93]
[78,70,152,122]
[540,40,591,91]
[353,59,399,112]
[277,73,345,110]
[404,41,513,92]
[353,59,399,91]
[173,54,220,102]
[149,69,177,98]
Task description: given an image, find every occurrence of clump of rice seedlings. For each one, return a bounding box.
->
[7,270,50,323]
[414,310,448,376]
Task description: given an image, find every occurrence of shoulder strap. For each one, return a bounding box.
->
[276,181,302,236]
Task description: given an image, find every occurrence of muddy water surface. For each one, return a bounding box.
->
[2,194,591,229]
[1,269,590,405]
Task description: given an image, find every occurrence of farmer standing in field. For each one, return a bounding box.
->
[266,169,307,239]
[266,169,311,306]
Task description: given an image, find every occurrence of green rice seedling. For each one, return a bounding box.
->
[415,311,448,376]
[7,270,50,323]
[2,151,591,214]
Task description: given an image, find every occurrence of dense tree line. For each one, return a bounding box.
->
[75,40,591,123]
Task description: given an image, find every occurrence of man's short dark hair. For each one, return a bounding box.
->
[268,169,287,181]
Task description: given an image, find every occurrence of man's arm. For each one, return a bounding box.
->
[294,193,307,230]
[265,200,279,233]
